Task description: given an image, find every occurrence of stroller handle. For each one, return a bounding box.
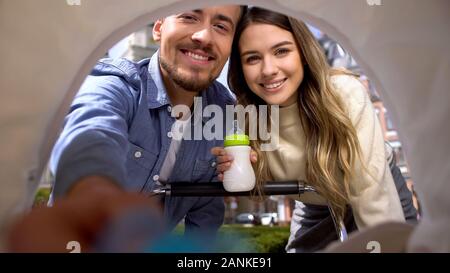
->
[159,180,314,197]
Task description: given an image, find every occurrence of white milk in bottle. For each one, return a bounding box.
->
[222,121,256,192]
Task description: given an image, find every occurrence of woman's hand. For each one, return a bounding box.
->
[211,147,258,181]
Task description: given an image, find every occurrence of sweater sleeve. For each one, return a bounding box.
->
[332,75,405,230]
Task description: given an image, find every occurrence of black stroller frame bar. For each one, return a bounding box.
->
[150,180,348,242]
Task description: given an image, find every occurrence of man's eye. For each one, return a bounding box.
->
[180,14,197,22]
[214,24,229,33]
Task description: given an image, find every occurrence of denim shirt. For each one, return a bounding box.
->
[50,52,235,234]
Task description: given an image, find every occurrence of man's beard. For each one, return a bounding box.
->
[160,55,216,92]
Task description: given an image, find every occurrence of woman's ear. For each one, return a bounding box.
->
[153,19,164,42]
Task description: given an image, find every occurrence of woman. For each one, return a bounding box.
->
[212,7,406,252]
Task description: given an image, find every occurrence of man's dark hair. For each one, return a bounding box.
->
[238,5,248,26]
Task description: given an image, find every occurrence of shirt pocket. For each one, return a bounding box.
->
[191,158,217,182]
[125,142,159,191]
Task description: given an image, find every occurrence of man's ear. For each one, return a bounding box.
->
[153,19,164,42]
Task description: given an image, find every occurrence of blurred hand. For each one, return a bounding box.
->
[211,147,257,181]
[7,175,163,253]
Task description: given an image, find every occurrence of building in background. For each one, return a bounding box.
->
[107,24,159,61]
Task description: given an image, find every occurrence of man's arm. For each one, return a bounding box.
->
[50,74,135,198]
[5,72,168,252]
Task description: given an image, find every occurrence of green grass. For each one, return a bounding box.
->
[33,187,51,207]
[173,224,290,253]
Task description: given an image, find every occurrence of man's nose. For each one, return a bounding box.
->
[261,57,279,77]
[191,27,213,47]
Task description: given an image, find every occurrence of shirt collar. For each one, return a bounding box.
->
[147,50,171,109]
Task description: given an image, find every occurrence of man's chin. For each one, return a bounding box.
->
[174,73,217,92]
[160,59,218,92]
[174,78,214,92]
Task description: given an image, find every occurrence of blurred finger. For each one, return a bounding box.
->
[250,150,258,163]
[216,162,232,173]
[211,147,226,156]
[216,154,234,164]
[251,154,257,163]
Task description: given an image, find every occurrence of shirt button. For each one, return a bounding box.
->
[134,151,142,158]
[211,161,217,168]
[153,175,159,181]
[167,106,172,113]
[167,131,173,138]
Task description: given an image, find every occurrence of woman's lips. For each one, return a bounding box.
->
[260,78,287,92]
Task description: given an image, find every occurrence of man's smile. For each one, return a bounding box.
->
[180,49,216,65]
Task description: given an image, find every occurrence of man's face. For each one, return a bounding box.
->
[153,6,241,92]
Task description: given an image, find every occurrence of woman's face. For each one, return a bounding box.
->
[239,23,304,107]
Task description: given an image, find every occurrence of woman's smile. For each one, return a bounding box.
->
[260,78,287,92]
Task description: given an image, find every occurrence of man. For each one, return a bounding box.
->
[9,5,244,252]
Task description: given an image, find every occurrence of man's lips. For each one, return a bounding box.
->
[180,49,216,62]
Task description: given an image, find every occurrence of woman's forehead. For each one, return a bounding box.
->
[240,23,295,50]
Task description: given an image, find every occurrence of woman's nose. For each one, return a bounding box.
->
[261,58,279,77]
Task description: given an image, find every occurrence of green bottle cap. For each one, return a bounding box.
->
[224,134,250,147]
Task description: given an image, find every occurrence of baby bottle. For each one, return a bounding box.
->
[223,120,256,192]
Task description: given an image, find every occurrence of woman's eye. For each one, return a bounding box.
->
[275,48,290,56]
[245,55,260,64]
